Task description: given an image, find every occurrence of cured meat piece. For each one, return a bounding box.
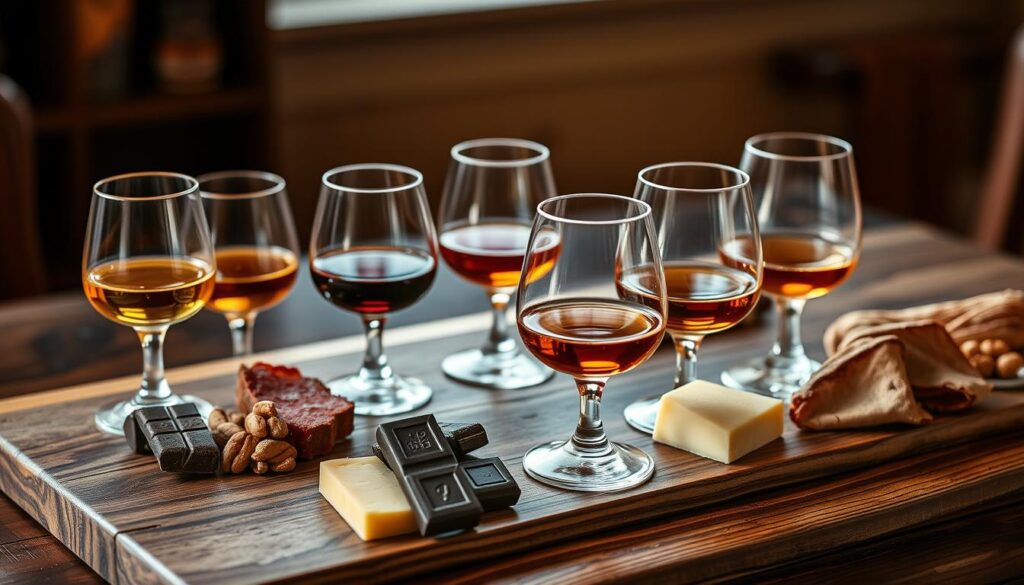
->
[791,335,932,430]
[237,362,354,459]
[837,320,993,412]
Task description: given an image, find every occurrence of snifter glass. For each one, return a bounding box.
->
[517,194,666,492]
[622,162,764,434]
[83,172,217,435]
[199,171,300,356]
[721,132,862,399]
[310,164,439,416]
[438,138,557,390]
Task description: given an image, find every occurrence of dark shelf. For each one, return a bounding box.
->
[86,88,263,128]
[35,88,263,134]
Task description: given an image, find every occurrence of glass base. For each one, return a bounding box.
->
[95,394,214,436]
[523,439,655,492]
[442,348,554,390]
[623,396,661,435]
[328,374,432,417]
[721,355,822,401]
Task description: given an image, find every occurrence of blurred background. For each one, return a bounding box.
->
[1,0,1023,300]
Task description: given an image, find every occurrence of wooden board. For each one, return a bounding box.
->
[2,305,1024,585]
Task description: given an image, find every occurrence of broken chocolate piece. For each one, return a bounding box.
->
[123,404,220,473]
[459,456,521,512]
[376,415,483,536]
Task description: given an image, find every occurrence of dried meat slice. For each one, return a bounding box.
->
[838,320,992,412]
[237,363,354,459]
[790,335,932,430]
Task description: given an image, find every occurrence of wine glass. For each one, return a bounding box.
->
[83,172,217,435]
[199,171,300,356]
[721,132,862,399]
[622,162,764,434]
[310,164,439,416]
[517,194,666,492]
[438,138,558,390]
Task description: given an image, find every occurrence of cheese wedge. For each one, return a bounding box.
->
[652,380,784,464]
[319,457,416,541]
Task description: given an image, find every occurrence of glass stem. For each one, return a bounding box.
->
[482,292,517,356]
[359,315,394,384]
[570,379,611,456]
[672,334,703,388]
[136,327,171,404]
[771,296,807,361]
[227,313,256,356]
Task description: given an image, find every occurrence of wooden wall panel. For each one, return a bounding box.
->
[270,0,996,236]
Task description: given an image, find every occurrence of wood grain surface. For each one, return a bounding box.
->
[2,223,1024,584]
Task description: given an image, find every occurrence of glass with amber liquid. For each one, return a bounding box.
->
[517,194,666,492]
[310,164,439,416]
[721,132,862,399]
[83,172,217,435]
[618,162,764,434]
[199,171,300,355]
[438,138,560,390]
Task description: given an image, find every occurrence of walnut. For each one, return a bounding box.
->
[214,401,296,475]
[222,432,257,474]
[267,416,289,439]
[252,401,278,418]
[245,412,269,438]
[212,422,244,448]
[252,439,296,462]
[270,458,296,473]
[208,408,228,430]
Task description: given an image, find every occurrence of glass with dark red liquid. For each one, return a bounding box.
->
[437,138,559,390]
[310,164,439,416]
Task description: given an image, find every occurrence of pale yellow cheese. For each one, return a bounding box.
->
[652,380,784,464]
[319,456,417,541]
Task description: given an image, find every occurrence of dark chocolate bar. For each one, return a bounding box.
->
[459,456,521,512]
[123,404,220,474]
[376,415,483,536]
[371,421,487,469]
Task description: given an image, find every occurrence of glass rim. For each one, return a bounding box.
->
[637,162,751,193]
[197,170,286,200]
[536,193,652,225]
[321,163,424,194]
[744,131,853,162]
[451,138,550,168]
[93,171,199,202]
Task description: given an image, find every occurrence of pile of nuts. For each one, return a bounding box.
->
[208,401,297,475]
[960,338,1024,379]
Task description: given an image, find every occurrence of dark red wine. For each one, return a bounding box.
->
[311,246,436,315]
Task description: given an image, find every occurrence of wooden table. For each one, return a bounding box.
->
[2,222,1023,584]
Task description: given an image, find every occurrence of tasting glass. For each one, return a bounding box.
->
[199,171,300,356]
[438,138,558,390]
[721,132,862,399]
[310,164,439,416]
[517,194,667,492]
[622,162,764,434]
[83,172,217,435]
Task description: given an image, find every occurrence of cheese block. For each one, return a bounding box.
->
[652,380,784,464]
[319,457,416,541]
